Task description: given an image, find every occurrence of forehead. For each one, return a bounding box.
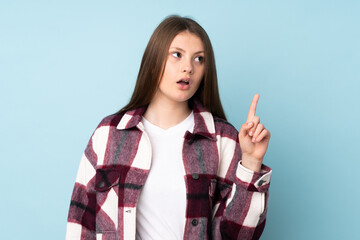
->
[169,31,204,51]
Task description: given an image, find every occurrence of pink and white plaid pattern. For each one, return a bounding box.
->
[66,100,272,240]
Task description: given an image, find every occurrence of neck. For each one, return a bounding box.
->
[143,96,192,130]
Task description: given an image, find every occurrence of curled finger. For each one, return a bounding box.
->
[239,122,254,138]
[252,123,264,142]
[249,116,260,137]
[255,129,271,142]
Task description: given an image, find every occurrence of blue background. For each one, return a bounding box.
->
[1,1,359,239]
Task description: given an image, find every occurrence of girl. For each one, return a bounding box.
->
[66,15,272,240]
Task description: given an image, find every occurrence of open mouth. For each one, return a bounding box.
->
[176,79,190,85]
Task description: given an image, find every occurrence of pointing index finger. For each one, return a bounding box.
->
[246,94,260,122]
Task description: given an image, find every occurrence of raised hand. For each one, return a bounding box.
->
[238,94,271,172]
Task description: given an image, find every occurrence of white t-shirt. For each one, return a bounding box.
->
[136,112,194,240]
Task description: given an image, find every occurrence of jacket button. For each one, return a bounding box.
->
[258,179,265,186]
[191,219,198,226]
[192,173,199,180]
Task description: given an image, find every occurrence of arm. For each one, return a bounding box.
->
[214,94,272,239]
[220,159,271,239]
[213,135,272,240]
[66,132,98,240]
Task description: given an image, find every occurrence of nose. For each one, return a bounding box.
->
[182,58,193,74]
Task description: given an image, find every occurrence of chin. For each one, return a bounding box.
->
[173,94,194,103]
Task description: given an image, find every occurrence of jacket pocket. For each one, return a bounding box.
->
[95,168,121,192]
[95,168,120,233]
[209,178,218,214]
[209,178,217,199]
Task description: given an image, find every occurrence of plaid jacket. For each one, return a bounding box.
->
[66,100,272,240]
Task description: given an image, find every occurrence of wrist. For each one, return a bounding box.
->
[241,154,263,172]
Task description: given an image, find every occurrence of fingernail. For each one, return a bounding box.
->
[247,122,252,127]
[249,131,253,136]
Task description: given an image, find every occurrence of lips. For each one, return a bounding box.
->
[176,78,190,85]
[176,77,191,90]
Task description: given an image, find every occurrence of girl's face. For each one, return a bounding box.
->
[154,31,205,105]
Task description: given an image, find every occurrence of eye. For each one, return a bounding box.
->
[171,52,181,58]
[194,56,204,63]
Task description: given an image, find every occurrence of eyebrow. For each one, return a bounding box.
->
[170,47,205,55]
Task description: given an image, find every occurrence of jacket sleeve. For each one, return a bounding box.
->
[213,131,272,240]
[65,130,99,240]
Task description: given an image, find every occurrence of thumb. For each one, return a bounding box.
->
[239,122,253,138]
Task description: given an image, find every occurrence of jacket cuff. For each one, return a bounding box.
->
[235,161,272,192]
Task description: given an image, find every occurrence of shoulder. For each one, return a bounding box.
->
[96,112,125,129]
[213,115,239,141]
[92,106,146,135]
[90,112,125,140]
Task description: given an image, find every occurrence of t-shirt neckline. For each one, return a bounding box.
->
[142,111,194,134]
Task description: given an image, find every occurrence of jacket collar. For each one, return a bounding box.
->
[116,99,216,141]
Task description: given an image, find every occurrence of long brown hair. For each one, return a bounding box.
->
[117,15,226,120]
